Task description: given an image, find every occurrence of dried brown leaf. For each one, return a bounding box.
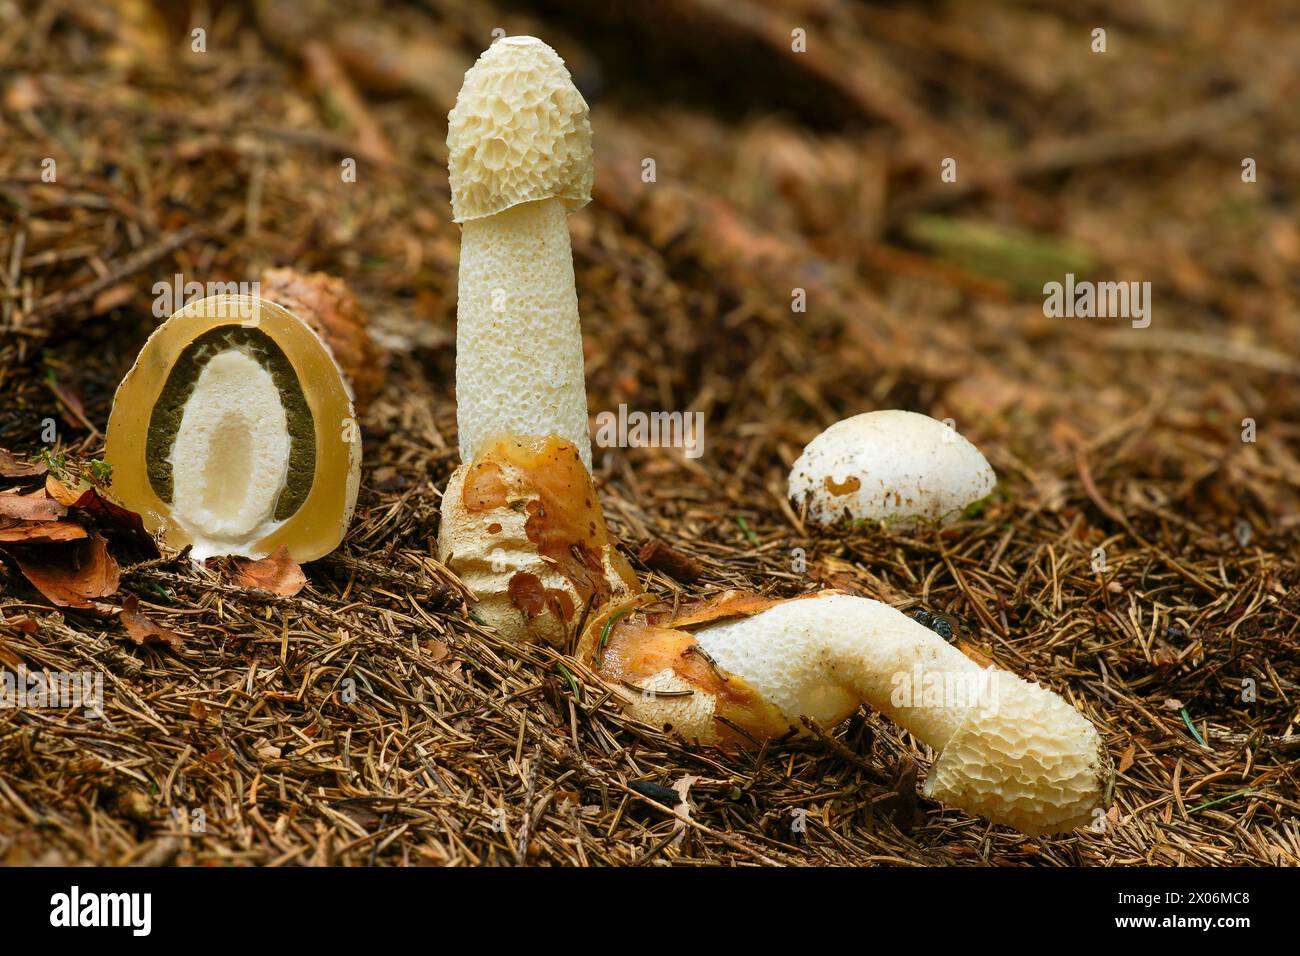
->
[120,594,185,652]
[0,644,23,670]
[0,521,89,544]
[0,492,66,522]
[637,537,703,583]
[224,546,307,596]
[12,534,121,607]
[0,450,47,478]
[1117,744,1136,775]
[46,375,95,434]
[91,283,136,314]
[44,475,84,507]
[1,614,38,635]
[259,268,382,410]
[47,478,157,554]
[69,488,155,547]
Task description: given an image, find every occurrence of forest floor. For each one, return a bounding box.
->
[0,0,1298,865]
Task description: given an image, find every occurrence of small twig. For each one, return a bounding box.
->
[24,225,199,325]
[799,715,886,779]
[514,744,542,866]
[619,678,694,699]
[1210,730,1300,753]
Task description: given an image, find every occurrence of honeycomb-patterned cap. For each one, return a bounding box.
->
[923,669,1113,835]
[446,36,592,223]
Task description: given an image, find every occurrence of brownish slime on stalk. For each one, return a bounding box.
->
[463,435,639,626]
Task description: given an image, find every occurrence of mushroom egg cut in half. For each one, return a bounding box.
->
[105,293,360,562]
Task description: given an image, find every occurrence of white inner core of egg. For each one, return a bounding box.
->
[169,348,292,557]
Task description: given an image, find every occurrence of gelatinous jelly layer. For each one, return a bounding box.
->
[105,294,360,561]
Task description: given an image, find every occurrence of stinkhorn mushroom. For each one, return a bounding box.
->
[582,591,1112,835]
[446,35,594,468]
[105,293,361,561]
[789,410,996,527]
[437,37,638,644]
[432,38,1108,836]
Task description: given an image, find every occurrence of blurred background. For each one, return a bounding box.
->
[3,1,1297,508]
[1,0,1298,866]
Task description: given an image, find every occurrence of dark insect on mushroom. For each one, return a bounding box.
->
[910,609,955,641]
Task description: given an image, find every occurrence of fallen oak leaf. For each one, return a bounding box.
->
[669,774,699,848]
[637,538,703,583]
[120,594,185,652]
[887,756,923,834]
[0,491,67,522]
[11,533,121,607]
[44,475,84,507]
[45,372,99,437]
[68,489,156,551]
[0,643,24,669]
[0,521,88,544]
[259,262,382,413]
[1117,743,1136,775]
[91,283,136,315]
[0,449,47,478]
[47,477,157,555]
[218,546,306,597]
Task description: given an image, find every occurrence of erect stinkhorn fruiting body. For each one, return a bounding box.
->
[439,435,640,646]
[437,37,636,642]
[105,294,361,562]
[446,35,594,469]
[259,267,383,412]
[581,591,1112,836]
[789,410,996,527]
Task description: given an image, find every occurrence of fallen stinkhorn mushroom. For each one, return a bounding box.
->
[789,410,996,527]
[581,591,1112,836]
[436,37,638,644]
[105,293,360,561]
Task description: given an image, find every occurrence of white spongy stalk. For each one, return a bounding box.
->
[627,668,720,743]
[694,593,983,747]
[455,198,592,468]
[169,349,292,560]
